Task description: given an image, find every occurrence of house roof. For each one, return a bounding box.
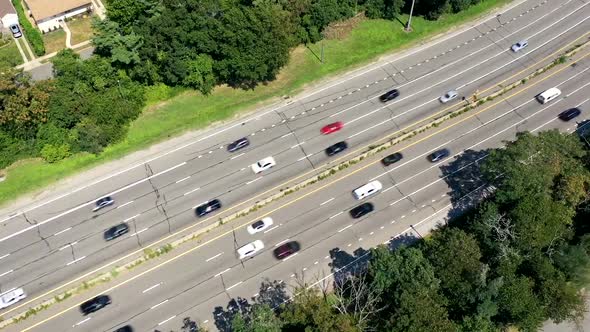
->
[24,0,91,21]
[0,0,17,17]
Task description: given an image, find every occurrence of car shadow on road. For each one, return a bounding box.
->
[212,278,289,332]
[439,148,491,219]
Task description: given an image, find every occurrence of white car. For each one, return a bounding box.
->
[251,156,276,174]
[237,240,265,259]
[0,288,26,309]
[247,217,274,234]
[511,40,528,52]
[439,90,458,103]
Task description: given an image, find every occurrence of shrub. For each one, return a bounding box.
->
[12,0,45,56]
[40,143,71,163]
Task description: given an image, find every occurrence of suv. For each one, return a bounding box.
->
[227,137,249,152]
[381,152,403,166]
[349,203,374,219]
[80,295,111,315]
[274,241,300,259]
[104,223,129,241]
[325,141,348,156]
[195,199,222,217]
[379,89,400,102]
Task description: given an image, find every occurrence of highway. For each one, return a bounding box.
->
[0,0,588,330]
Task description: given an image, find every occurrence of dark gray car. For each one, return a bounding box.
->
[104,223,129,241]
[427,148,450,162]
[325,141,348,156]
[80,295,111,315]
[227,137,250,152]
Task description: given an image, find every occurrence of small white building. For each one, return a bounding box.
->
[23,0,92,33]
[0,0,18,29]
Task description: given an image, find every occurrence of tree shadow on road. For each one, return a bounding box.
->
[212,278,289,331]
[328,247,370,284]
[387,232,419,251]
[439,148,492,219]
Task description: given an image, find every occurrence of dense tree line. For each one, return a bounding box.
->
[96,0,488,94]
[0,50,144,168]
[220,130,590,332]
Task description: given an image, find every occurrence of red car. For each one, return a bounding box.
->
[320,121,344,135]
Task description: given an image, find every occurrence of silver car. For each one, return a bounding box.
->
[439,90,458,103]
[9,25,22,38]
[511,40,528,52]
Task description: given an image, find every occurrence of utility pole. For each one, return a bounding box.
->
[405,0,416,32]
[320,40,325,64]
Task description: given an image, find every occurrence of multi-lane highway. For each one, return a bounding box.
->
[1,0,589,331]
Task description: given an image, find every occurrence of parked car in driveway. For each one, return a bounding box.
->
[195,199,222,217]
[558,108,581,121]
[381,152,403,166]
[9,24,22,38]
[227,137,250,152]
[80,295,111,315]
[0,288,26,309]
[247,217,274,234]
[511,40,528,52]
[325,141,348,156]
[427,148,450,162]
[237,240,264,259]
[321,121,344,135]
[439,90,458,103]
[350,202,374,219]
[93,196,115,212]
[251,156,276,174]
[379,89,400,102]
[104,223,129,241]
[273,241,300,259]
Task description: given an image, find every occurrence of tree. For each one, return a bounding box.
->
[280,286,359,332]
[423,228,487,318]
[232,304,283,332]
[362,0,405,20]
[92,19,143,67]
[496,275,544,331]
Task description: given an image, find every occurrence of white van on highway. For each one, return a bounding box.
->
[352,180,382,200]
[537,87,561,104]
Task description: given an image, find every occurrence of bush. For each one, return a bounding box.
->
[12,0,45,56]
[40,144,71,163]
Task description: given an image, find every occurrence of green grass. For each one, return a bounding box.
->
[0,39,23,70]
[0,0,512,206]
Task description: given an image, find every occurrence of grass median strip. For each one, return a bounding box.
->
[0,0,515,206]
[1,37,585,329]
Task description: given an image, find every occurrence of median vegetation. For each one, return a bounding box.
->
[0,0,512,205]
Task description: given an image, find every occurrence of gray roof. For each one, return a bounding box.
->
[0,0,17,17]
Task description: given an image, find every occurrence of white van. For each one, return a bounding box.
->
[352,180,383,200]
[537,87,561,104]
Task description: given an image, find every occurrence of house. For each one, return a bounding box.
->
[0,0,18,29]
[23,0,92,33]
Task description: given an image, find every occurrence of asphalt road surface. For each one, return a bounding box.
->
[1,0,589,331]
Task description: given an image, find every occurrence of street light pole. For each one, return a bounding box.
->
[405,0,416,32]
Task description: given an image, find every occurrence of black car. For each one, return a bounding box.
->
[104,223,129,241]
[325,141,348,156]
[80,295,111,315]
[9,24,22,38]
[227,137,250,152]
[381,152,403,166]
[273,241,301,259]
[379,89,400,102]
[427,148,450,162]
[558,108,581,121]
[195,199,222,217]
[350,202,374,219]
[93,196,114,212]
[114,325,133,332]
